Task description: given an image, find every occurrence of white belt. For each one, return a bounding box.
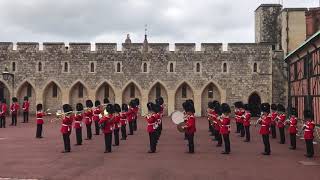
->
[36,118,43,120]
[262,125,267,127]
[305,129,311,132]
[222,125,230,127]
[290,125,295,127]
[62,124,69,127]
[75,121,81,123]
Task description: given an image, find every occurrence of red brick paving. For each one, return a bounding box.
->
[0,116,319,180]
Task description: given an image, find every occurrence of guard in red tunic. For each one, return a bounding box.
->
[287,107,297,150]
[258,103,271,155]
[182,101,196,153]
[218,103,231,154]
[235,102,245,137]
[243,104,251,142]
[0,99,7,128]
[10,97,19,126]
[213,102,222,146]
[60,104,73,153]
[113,104,121,146]
[303,110,315,158]
[84,100,93,140]
[128,100,135,135]
[153,103,161,142]
[22,96,30,123]
[120,104,128,140]
[146,102,157,153]
[234,101,242,134]
[93,100,102,135]
[74,103,83,145]
[156,97,164,138]
[270,104,278,139]
[133,98,139,131]
[277,104,286,144]
[35,104,47,138]
[207,101,215,136]
[99,104,114,153]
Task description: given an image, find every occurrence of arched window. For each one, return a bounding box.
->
[156,84,161,98]
[12,62,16,72]
[182,84,187,98]
[130,84,135,98]
[27,84,32,97]
[116,63,121,72]
[78,84,83,98]
[223,63,227,73]
[253,63,258,73]
[196,63,200,72]
[64,62,68,72]
[169,63,174,72]
[143,63,148,72]
[208,84,213,98]
[52,84,58,98]
[90,62,95,73]
[104,84,109,98]
[38,62,42,72]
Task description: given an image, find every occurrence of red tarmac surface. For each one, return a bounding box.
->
[0,116,319,180]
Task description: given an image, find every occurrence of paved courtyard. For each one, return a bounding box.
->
[0,116,319,180]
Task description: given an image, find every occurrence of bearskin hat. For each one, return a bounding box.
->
[290,107,297,116]
[304,109,313,119]
[271,104,277,111]
[103,98,110,104]
[129,100,135,108]
[221,103,231,114]
[156,97,164,105]
[86,100,93,108]
[234,101,244,109]
[260,103,270,113]
[12,97,17,102]
[63,104,72,113]
[95,100,101,107]
[184,101,194,113]
[106,104,114,114]
[277,104,285,113]
[134,98,140,106]
[36,104,43,111]
[76,103,83,111]
[153,103,161,113]
[114,104,121,113]
[244,104,251,111]
[122,103,128,112]
[147,102,154,111]
[186,99,194,106]
[24,96,29,101]
[182,102,187,111]
[213,101,221,114]
[208,101,214,109]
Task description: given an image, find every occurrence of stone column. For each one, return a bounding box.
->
[167,91,175,115]
[141,90,148,115]
[36,88,43,105]
[193,91,201,117]
[114,90,122,107]
[61,89,69,104]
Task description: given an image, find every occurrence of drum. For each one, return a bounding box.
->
[171,111,185,125]
[177,122,186,133]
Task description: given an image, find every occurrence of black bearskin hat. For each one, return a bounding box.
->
[290,107,297,116]
[208,101,214,109]
[103,98,110,104]
[36,104,43,111]
[63,104,72,113]
[147,102,154,111]
[182,102,187,111]
[244,104,251,111]
[271,104,277,111]
[134,98,140,106]
[76,103,83,111]
[95,100,101,107]
[86,100,93,108]
[260,103,270,113]
[106,104,114,114]
[156,97,164,105]
[304,109,313,119]
[213,101,221,114]
[186,99,194,106]
[184,101,194,113]
[122,104,128,112]
[114,104,121,113]
[234,101,244,108]
[129,100,135,107]
[277,104,285,113]
[153,103,161,113]
[24,96,29,101]
[221,103,231,114]
[12,97,17,102]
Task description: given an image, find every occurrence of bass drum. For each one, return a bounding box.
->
[171,111,185,125]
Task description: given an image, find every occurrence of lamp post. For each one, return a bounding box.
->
[2,67,15,97]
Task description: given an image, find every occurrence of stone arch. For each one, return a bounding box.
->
[148,81,169,115]
[69,80,89,109]
[174,81,194,111]
[0,80,11,105]
[248,91,262,117]
[95,81,116,104]
[16,80,36,112]
[42,81,63,112]
[200,82,222,116]
[122,80,142,105]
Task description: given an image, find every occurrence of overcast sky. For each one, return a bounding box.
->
[0,0,318,45]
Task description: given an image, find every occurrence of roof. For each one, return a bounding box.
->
[285,31,320,61]
[255,4,282,12]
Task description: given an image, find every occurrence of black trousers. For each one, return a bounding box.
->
[149,131,157,152]
[244,126,250,141]
[23,111,29,123]
[75,128,82,145]
[236,122,240,133]
[121,125,127,140]
[305,139,314,157]
[271,124,277,138]
[36,124,43,138]
[86,124,92,139]
[217,132,222,145]
[239,123,245,137]
[104,133,112,152]
[94,121,100,135]
[279,127,285,144]
[0,116,5,128]
[262,134,271,154]
[186,133,194,153]
[114,128,120,145]
[222,134,231,153]
[11,114,17,126]
[290,133,296,149]
[133,118,137,131]
[62,133,71,152]
[128,121,134,135]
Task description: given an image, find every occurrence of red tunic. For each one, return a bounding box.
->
[243,111,251,127]
[73,113,83,129]
[185,114,196,134]
[235,109,245,123]
[304,121,315,140]
[10,103,19,115]
[220,115,231,135]
[84,109,93,125]
[92,107,101,122]
[288,116,297,134]
[60,116,73,134]
[271,112,278,125]
[99,114,114,134]
[0,103,7,117]
[113,114,121,129]
[36,111,45,124]
[22,101,30,112]
[259,114,271,135]
[120,112,127,126]
[133,107,139,119]
[127,108,135,122]
[155,112,161,125]
[146,113,156,133]
[277,114,286,128]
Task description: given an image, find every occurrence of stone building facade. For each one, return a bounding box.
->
[0,4,288,117]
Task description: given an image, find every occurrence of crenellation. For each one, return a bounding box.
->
[16,42,39,52]
[175,43,196,52]
[201,43,222,52]
[43,42,65,52]
[69,43,91,52]
[0,42,13,51]
[95,43,117,52]
[149,43,169,53]
[122,43,143,52]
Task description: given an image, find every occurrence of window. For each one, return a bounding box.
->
[130,84,135,98]
[143,63,148,72]
[169,63,174,72]
[104,84,109,98]
[78,84,83,98]
[64,62,69,73]
[90,62,95,73]
[156,84,161,98]
[38,62,42,72]
[116,63,121,72]
[223,63,227,73]
[208,85,213,98]
[253,63,257,73]
[52,84,58,98]
[196,63,201,72]
[12,62,16,72]
[27,84,32,97]
[182,84,187,98]
[272,45,275,50]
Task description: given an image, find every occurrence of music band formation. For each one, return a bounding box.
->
[0,96,316,157]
